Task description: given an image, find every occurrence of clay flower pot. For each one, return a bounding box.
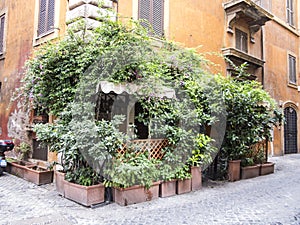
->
[7,161,35,178]
[113,181,160,206]
[159,179,177,198]
[63,180,105,207]
[241,164,260,179]
[24,166,54,185]
[176,178,191,194]
[55,170,65,196]
[191,166,202,191]
[260,162,275,176]
[228,160,241,182]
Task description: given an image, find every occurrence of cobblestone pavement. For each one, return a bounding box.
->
[1,154,300,225]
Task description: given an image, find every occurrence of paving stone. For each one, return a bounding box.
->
[1,154,300,224]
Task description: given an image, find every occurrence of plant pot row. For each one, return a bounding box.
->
[55,166,203,207]
[6,161,53,185]
[228,160,275,182]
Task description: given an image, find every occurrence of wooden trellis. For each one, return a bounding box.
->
[118,139,169,160]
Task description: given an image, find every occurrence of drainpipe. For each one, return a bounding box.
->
[261,27,265,89]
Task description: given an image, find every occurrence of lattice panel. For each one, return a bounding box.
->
[118,139,169,160]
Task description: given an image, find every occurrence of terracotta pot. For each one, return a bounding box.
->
[159,180,177,198]
[191,166,202,191]
[55,171,65,196]
[260,162,275,176]
[7,161,35,178]
[24,166,53,185]
[113,181,160,206]
[228,160,241,182]
[241,164,260,179]
[176,178,191,194]
[63,180,105,207]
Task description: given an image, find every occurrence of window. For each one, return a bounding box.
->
[0,14,5,54]
[235,29,248,53]
[287,0,294,26]
[37,0,55,37]
[288,55,296,84]
[138,0,164,36]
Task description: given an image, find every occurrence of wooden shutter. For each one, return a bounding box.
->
[138,0,164,36]
[38,0,55,36]
[38,0,47,36]
[139,0,151,30]
[235,29,248,53]
[289,55,296,84]
[152,0,164,36]
[0,16,5,53]
[47,0,55,31]
[287,0,294,25]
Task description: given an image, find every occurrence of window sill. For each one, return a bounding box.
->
[0,52,6,60]
[288,83,298,89]
[33,30,58,47]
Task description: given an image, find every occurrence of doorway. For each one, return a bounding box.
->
[284,107,298,154]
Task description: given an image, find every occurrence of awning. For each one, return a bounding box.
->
[96,81,176,99]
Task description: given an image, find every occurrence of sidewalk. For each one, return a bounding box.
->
[1,154,300,225]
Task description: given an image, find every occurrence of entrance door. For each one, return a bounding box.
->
[284,107,298,154]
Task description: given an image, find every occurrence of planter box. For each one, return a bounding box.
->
[24,166,54,185]
[159,180,177,198]
[7,161,35,178]
[260,162,275,176]
[241,165,260,179]
[176,178,191,194]
[228,160,241,182]
[191,166,202,191]
[113,182,159,206]
[55,171,65,196]
[63,180,105,207]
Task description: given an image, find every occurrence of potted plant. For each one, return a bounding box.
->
[104,152,160,206]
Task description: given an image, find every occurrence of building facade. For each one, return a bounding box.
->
[118,0,300,156]
[0,0,299,160]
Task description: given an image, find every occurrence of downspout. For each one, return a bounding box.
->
[261,27,265,89]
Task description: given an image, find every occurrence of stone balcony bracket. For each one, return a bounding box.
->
[223,0,273,39]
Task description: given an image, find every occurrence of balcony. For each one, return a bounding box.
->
[223,0,273,36]
[222,47,265,79]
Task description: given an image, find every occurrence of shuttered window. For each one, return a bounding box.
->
[288,55,296,84]
[38,0,55,37]
[287,0,294,26]
[138,0,164,36]
[235,29,248,53]
[0,15,5,54]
